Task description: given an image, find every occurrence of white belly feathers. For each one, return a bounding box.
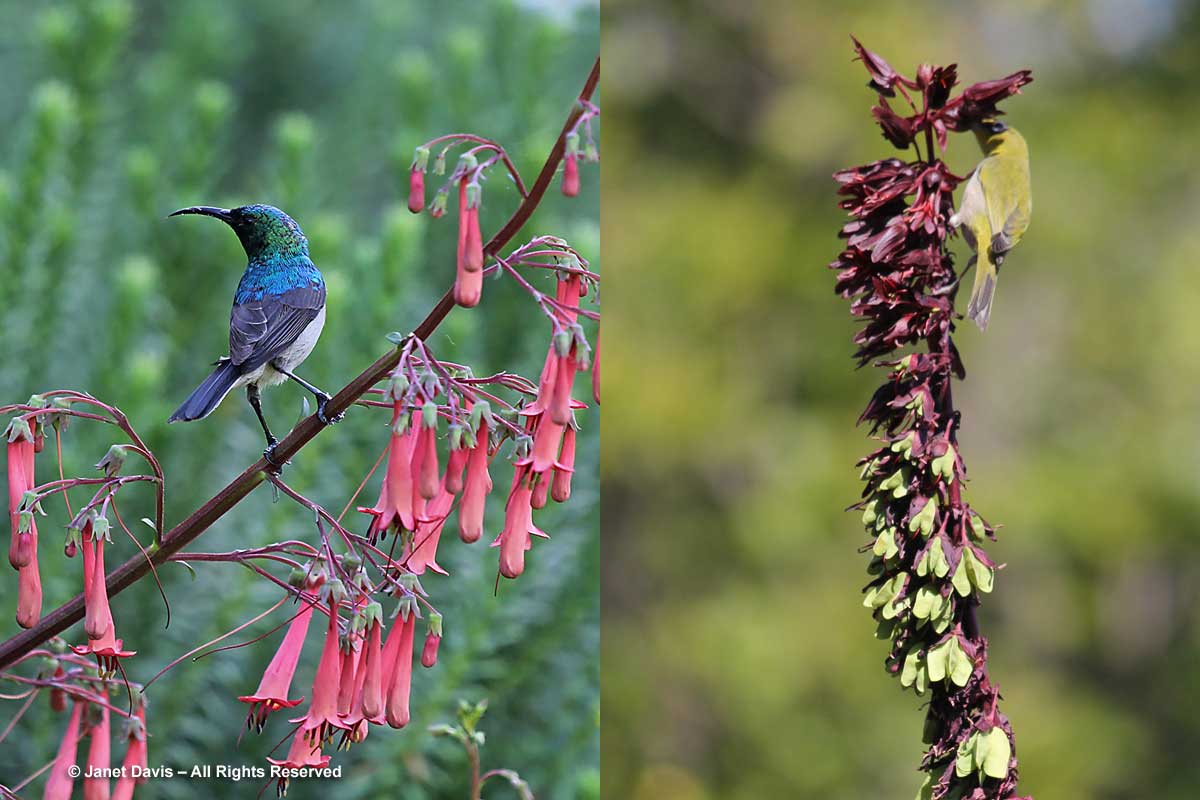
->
[232,306,327,389]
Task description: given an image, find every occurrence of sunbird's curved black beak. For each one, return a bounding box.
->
[169,206,234,223]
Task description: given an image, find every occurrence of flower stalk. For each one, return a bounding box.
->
[831,39,1032,799]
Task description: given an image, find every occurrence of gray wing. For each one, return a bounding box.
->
[229,285,326,371]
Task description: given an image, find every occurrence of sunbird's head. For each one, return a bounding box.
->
[971,118,1018,154]
[169,203,309,261]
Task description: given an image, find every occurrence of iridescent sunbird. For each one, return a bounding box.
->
[167,204,340,464]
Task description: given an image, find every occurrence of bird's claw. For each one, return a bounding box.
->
[263,440,290,472]
[316,394,344,426]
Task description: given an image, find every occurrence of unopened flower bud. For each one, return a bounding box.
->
[94,444,127,477]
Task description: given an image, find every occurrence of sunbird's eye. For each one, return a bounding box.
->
[990,121,1007,134]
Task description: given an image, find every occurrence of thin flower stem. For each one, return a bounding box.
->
[142,595,289,689]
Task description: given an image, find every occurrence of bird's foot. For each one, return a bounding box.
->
[263,438,290,472]
[316,393,344,425]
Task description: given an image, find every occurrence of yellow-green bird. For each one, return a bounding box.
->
[949,119,1031,331]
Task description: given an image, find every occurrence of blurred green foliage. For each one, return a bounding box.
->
[603,1,1200,798]
[0,1,598,797]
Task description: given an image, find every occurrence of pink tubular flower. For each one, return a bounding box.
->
[341,614,386,747]
[7,422,37,570]
[336,642,360,718]
[529,412,565,475]
[358,405,419,542]
[83,532,110,641]
[551,426,577,503]
[420,613,443,668]
[493,467,547,580]
[455,179,484,308]
[405,482,453,576]
[291,599,352,745]
[412,414,440,501]
[72,528,134,677]
[464,185,484,273]
[268,727,330,797]
[385,600,418,729]
[111,697,147,800]
[407,168,425,214]
[83,704,111,800]
[531,471,550,510]
[45,700,86,800]
[238,597,316,732]
[17,557,41,629]
[562,152,580,197]
[458,422,492,543]
[444,434,468,495]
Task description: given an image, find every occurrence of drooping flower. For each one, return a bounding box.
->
[239,595,317,732]
[404,481,453,576]
[408,146,429,214]
[83,703,111,800]
[384,595,418,729]
[562,152,580,197]
[444,426,468,495]
[528,410,564,475]
[454,179,484,307]
[412,405,440,501]
[17,557,42,629]
[408,168,425,213]
[530,471,550,510]
[493,467,547,580]
[44,699,86,800]
[335,640,360,719]
[358,405,420,542]
[420,612,443,669]
[7,418,38,570]
[112,696,147,800]
[358,618,386,722]
[551,425,577,503]
[291,596,352,745]
[267,727,330,797]
[72,523,135,677]
[458,420,492,544]
[340,608,386,748]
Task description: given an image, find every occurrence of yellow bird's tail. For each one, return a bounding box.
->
[966,249,997,331]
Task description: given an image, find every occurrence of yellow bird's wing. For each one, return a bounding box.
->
[978,153,1031,257]
[952,165,991,253]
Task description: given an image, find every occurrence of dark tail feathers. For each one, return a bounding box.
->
[168,360,240,423]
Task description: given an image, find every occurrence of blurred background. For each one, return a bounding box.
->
[603,1,1200,798]
[0,1,598,798]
